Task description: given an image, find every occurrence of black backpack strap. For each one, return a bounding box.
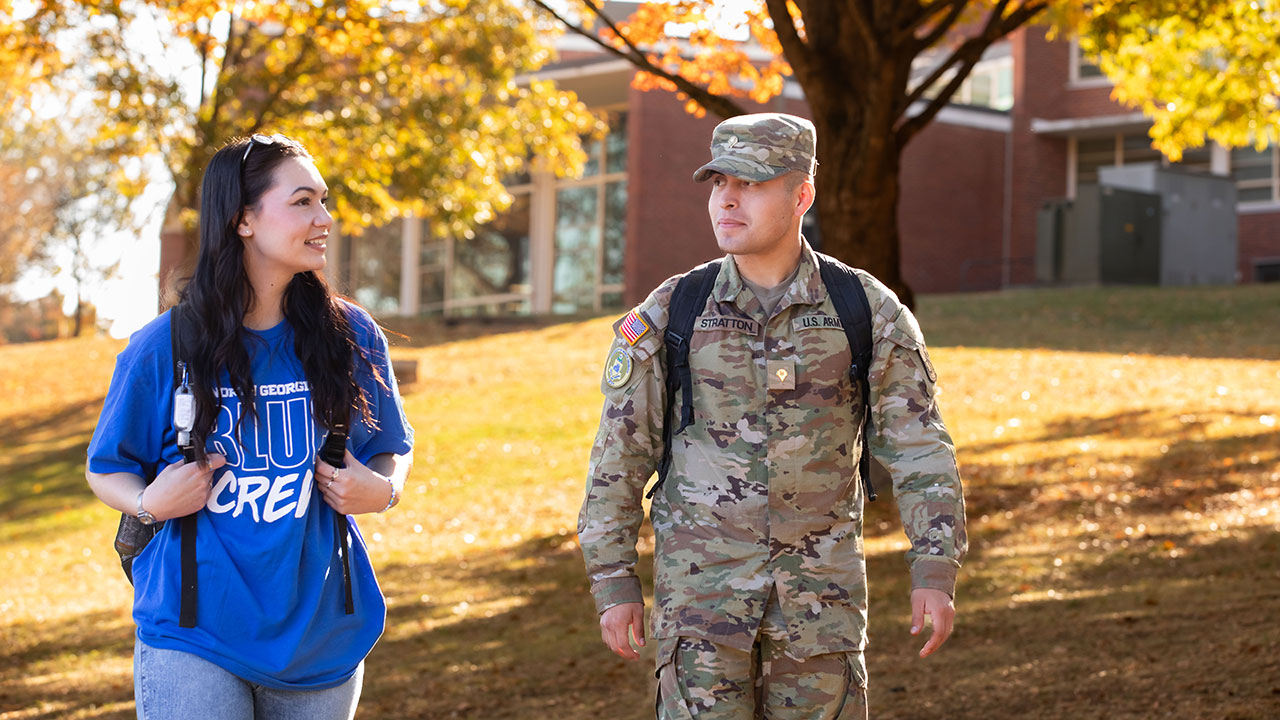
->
[648,260,722,500]
[817,255,878,502]
[320,425,355,615]
[335,513,354,615]
[170,303,200,627]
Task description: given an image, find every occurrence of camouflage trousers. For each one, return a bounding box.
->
[655,593,868,719]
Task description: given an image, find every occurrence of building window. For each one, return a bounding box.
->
[1177,146,1214,175]
[1073,132,1215,195]
[1230,145,1278,205]
[1075,136,1116,186]
[402,109,629,317]
[551,110,628,314]
[913,56,1013,111]
[412,189,533,317]
[346,220,403,315]
[1070,38,1106,83]
[454,192,532,315]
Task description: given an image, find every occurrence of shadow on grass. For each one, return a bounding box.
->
[0,608,134,719]
[6,524,1274,720]
[885,409,1280,548]
[917,284,1280,360]
[0,397,104,525]
[362,530,657,720]
[862,525,1280,720]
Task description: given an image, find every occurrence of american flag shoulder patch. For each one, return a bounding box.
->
[618,310,651,346]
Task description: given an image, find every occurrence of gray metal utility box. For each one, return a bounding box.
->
[1098,163,1237,285]
[1036,184,1161,285]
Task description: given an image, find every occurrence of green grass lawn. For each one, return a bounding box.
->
[1,284,1278,719]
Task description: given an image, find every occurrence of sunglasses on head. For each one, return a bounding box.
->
[240,133,289,166]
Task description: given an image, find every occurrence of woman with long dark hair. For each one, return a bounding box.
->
[86,134,414,718]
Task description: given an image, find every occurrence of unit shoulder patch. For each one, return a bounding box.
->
[604,346,634,388]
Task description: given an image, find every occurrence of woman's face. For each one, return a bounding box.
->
[238,156,333,282]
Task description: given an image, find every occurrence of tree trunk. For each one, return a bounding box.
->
[813,157,912,309]
[807,84,915,309]
[157,178,201,310]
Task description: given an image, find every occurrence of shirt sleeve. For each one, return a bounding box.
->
[86,326,169,479]
[346,307,415,464]
[864,284,968,598]
[577,286,673,614]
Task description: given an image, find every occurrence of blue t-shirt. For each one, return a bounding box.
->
[87,301,414,690]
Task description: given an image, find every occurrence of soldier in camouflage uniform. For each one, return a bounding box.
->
[578,113,967,719]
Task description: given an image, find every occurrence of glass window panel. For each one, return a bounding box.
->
[1232,146,1274,183]
[351,219,402,315]
[1077,45,1104,78]
[994,66,1014,110]
[452,193,530,307]
[969,72,992,107]
[553,185,601,314]
[582,134,602,178]
[1121,133,1162,166]
[1234,164,1273,182]
[418,232,447,312]
[1078,62,1104,78]
[606,112,628,174]
[1174,146,1213,174]
[603,180,627,286]
[1238,185,1274,203]
[1077,136,1116,186]
[600,291,623,309]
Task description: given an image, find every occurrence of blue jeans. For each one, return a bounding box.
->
[133,640,363,720]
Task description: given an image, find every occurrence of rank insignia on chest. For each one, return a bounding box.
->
[605,347,634,388]
[618,310,652,345]
[767,359,796,390]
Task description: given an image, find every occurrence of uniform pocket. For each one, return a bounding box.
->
[835,651,869,719]
[654,637,697,720]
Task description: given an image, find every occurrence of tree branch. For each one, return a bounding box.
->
[911,0,968,52]
[246,38,316,134]
[903,13,972,111]
[198,33,208,110]
[896,0,1048,147]
[529,0,746,118]
[763,0,812,80]
[206,11,242,132]
[845,0,883,63]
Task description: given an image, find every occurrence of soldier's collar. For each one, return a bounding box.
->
[785,239,825,307]
[715,239,825,308]
[714,255,744,304]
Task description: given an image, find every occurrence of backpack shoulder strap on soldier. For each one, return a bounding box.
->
[648,254,877,502]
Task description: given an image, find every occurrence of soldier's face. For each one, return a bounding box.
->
[708,172,807,258]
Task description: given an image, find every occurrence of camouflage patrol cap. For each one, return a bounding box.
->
[693,113,817,183]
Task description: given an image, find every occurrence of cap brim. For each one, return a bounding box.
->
[692,158,790,183]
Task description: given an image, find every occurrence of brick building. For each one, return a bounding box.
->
[319,25,1279,317]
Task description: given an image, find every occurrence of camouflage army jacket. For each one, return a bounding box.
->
[578,241,967,657]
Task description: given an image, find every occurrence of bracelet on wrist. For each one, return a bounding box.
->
[378,474,399,513]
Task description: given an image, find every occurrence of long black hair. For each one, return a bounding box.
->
[181,135,381,461]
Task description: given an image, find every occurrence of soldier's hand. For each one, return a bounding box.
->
[600,602,646,660]
[910,588,955,658]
